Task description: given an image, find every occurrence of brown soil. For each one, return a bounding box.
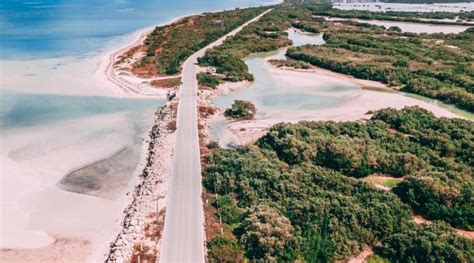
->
[132,61,159,77]
[202,192,235,242]
[130,210,166,263]
[150,78,182,89]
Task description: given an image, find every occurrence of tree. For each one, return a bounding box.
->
[388,26,402,32]
[303,214,335,263]
[207,236,246,263]
[238,205,295,261]
[380,222,474,263]
[224,100,257,120]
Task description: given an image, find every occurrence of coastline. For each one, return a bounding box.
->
[201,55,466,147]
[0,15,182,263]
[2,1,472,261]
[97,16,187,98]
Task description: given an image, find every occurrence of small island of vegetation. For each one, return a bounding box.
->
[224,100,257,120]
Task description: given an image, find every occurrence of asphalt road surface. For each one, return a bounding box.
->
[159,9,272,262]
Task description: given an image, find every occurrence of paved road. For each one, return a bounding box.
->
[159,9,272,262]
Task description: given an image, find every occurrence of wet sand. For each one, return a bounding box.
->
[208,63,462,147]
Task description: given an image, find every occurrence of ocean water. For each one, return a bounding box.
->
[0,0,277,250]
[0,90,164,129]
[0,0,276,60]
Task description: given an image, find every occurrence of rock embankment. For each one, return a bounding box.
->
[105,104,176,262]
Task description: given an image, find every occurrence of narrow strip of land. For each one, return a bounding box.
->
[159,9,272,262]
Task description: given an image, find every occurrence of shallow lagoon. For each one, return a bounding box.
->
[321,16,471,34]
[0,0,276,253]
[212,29,336,112]
[0,90,164,129]
[210,24,473,146]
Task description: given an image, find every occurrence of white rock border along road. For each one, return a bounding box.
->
[159,8,272,262]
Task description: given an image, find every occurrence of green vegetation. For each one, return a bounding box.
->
[269,58,312,69]
[207,236,245,263]
[364,175,403,188]
[204,107,473,261]
[224,100,256,120]
[286,22,474,112]
[198,5,322,80]
[197,73,220,89]
[142,7,269,75]
[379,222,473,262]
[198,50,254,81]
[196,4,473,112]
[312,5,474,24]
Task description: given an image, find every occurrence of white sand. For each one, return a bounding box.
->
[0,14,187,261]
[0,17,183,98]
[0,112,141,253]
[98,16,187,98]
[211,65,462,146]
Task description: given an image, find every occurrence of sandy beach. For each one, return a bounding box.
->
[2,1,472,261]
[98,16,188,98]
[0,111,145,261]
[0,19,178,262]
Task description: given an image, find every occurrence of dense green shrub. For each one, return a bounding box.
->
[394,173,474,230]
[379,222,474,263]
[211,195,245,225]
[143,7,269,74]
[198,50,253,81]
[236,205,295,261]
[224,100,257,120]
[197,73,220,88]
[207,236,246,263]
[203,107,473,261]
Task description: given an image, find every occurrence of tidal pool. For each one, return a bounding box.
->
[212,29,334,112]
[209,27,473,146]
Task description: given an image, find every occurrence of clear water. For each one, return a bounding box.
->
[209,28,473,147]
[0,90,164,129]
[0,0,276,213]
[212,29,346,112]
[0,0,276,60]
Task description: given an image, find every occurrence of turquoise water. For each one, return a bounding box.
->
[212,30,350,112]
[0,0,275,60]
[212,53,348,111]
[0,0,275,201]
[0,90,164,129]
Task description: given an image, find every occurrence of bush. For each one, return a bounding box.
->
[203,107,474,261]
[379,222,474,263]
[207,236,246,263]
[197,73,220,89]
[388,26,402,32]
[198,50,253,82]
[224,100,256,120]
[211,196,244,225]
[236,205,295,261]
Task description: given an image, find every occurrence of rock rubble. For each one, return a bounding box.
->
[105,105,174,262]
